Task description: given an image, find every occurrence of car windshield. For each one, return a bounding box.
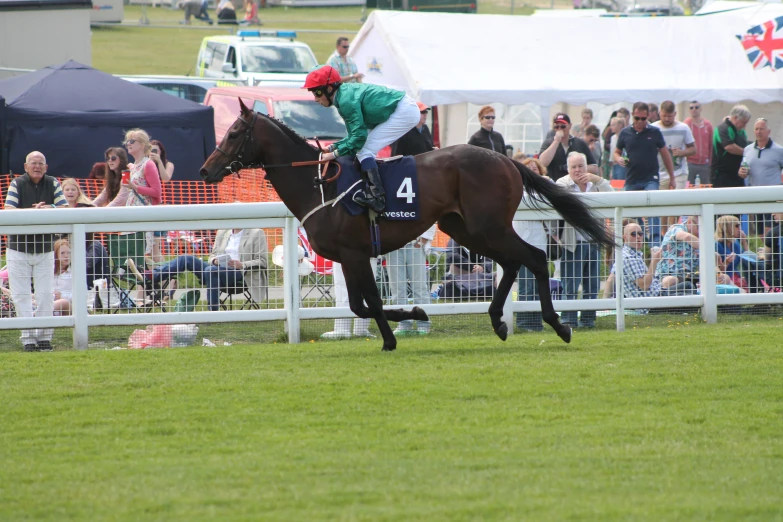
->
[273,100,347,140]
[241,46,317,74]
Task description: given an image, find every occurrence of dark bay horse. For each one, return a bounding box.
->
[200,100,614,351]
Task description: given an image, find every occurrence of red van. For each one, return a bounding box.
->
[204,86,390,156]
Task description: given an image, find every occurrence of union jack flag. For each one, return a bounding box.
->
[737,16,783,71]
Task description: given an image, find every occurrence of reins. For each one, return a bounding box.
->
[215,113,342,185]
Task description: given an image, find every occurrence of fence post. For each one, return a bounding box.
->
[71,224,89,349]
[699,204,717,323]
[284,217,301,343]
[614,206,625,332]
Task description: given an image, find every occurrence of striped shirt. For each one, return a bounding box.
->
[327,51,359,82]
[5,176,67,209]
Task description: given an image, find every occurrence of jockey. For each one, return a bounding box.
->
[303,65,420,213]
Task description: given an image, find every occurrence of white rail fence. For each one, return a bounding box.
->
[1,186,781,349]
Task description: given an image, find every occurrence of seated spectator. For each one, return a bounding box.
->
[195,0,214,24]
[607,222,695,303]
[61,178,94,208]
[514,157,554,332]
[86,236,111,292]
[128,228,268,311]
[715,215,755,290]
[92,147,126,207]
[217,0,237,24]
[656,216,735,290]
[52,239,72,316]
[87,162,106,180]
[763,213,783,289]
[239,0,260,25]
[440,238,495,301]
[555,152,614,328]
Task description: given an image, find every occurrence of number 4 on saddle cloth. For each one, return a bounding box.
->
[335,156,420,220]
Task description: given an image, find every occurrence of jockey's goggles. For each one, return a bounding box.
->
[309,87,326,98]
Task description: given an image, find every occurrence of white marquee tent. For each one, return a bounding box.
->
[351,10,783,107]
[349,9,783,149]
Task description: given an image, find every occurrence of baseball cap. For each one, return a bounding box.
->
[553,113,571,125]
[416,101,429,112]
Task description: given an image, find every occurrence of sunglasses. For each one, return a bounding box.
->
[124,139,137,146]
[554,124,567,130]
[629,231,643,237]
[420,111,428,115]
[634,116,647,121]
[690,105,700,109]
[106,155,118,161]
[151,149,159,154]
[483,115,496,120]
[341,45,349,49]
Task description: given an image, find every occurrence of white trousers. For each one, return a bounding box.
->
[7,249,55,344]
[356,95,421,162]
[331,259,377,335]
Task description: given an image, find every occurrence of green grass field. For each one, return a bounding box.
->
[91,4,538,75]
[2,320,782,520]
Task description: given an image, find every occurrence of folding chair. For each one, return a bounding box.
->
[298,229,334,305]
[106,232,168,312]
[219,279,260,310]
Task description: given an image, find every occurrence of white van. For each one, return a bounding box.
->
[195,30,318,86]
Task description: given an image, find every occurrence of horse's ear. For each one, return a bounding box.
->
[238,98,251,116]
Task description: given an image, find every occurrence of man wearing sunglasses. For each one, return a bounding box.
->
[683,101,713,186]
[303,65,420,213]
[538,113,598,182]
[609,223,663,300]
[327,37,363,84]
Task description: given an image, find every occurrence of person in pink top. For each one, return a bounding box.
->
[109,129,162,265]
[684,101,713,186]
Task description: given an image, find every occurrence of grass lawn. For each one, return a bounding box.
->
[91,4,536,75]
[2,320,782,520]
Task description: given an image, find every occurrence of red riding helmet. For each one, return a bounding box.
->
[303,65,341,89]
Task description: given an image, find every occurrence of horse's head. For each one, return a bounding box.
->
[200,98,261,184]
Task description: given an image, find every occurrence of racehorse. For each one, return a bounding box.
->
[200,99,614,351]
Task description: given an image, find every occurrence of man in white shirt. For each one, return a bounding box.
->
[652,101,696,191]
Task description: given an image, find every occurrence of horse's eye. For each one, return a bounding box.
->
[228,132,238,140]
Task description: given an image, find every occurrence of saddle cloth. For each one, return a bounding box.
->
[335,156,420,220]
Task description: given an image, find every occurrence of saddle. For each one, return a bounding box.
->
[335,156,420,221]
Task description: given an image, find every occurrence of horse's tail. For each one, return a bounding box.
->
[511,160,616,248]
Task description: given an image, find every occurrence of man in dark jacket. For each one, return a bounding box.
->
[4,151,67,351]
[391,101,436,157]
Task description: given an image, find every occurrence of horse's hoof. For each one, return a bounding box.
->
[382,344,397,352]
[558,327,572,344]
[412,306,429,322]
[495,322,508,341]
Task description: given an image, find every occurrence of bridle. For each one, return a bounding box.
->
[213,111,341,185]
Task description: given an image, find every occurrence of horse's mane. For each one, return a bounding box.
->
[259,113,318,152]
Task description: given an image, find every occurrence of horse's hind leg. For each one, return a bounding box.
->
[341,254,398,351]
[485,229,571,344]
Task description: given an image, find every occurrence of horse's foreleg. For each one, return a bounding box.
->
[342,256,397,351]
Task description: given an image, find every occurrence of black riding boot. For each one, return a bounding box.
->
[352,167,386,213]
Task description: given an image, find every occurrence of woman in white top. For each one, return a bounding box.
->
[53,239,73,316]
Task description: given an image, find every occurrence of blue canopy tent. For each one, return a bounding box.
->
[0,60,215,181]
